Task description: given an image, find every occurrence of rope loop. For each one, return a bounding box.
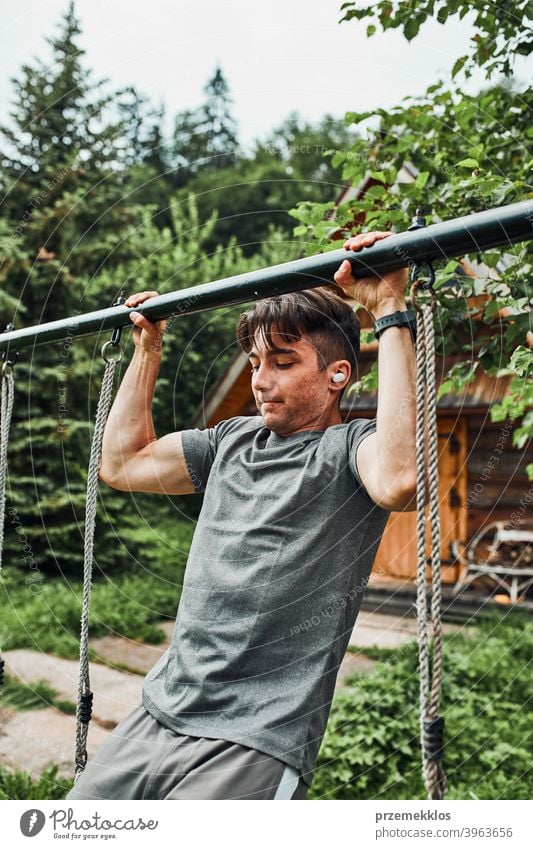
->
[410,278,437,313]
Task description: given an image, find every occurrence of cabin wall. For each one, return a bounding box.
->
[465,416,532,538]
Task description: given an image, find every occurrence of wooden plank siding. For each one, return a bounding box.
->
[464,417,533,537]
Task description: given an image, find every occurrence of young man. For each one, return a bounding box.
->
[67,230,417,801]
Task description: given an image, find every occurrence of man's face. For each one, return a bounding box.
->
[248,327,344,436]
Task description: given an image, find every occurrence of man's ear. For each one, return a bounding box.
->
[328,360,351,386]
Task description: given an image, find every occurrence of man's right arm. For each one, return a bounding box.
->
[98,290,196,496]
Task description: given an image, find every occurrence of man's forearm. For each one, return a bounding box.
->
[100,347,162,481]
[374,298,417,491]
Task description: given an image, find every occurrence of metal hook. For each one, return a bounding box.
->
[1,323,19,373]
[406,207,437,312]
[407,208,427,232]
[101,292,126,363]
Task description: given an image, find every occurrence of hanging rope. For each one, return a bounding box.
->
[74,336,123,781]
[0,358,15,695]
[411,272,447,801]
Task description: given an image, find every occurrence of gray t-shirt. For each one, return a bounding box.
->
[142,415,390,785]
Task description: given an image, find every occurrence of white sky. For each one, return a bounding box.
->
[0,0,528,146]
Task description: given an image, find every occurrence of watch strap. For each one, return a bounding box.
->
[374,309,417,342]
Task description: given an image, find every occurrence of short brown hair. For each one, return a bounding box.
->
[236,286,360,382]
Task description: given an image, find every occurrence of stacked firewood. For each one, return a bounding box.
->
[487,541,533,568]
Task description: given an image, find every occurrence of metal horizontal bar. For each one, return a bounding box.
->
[1,199,531,354]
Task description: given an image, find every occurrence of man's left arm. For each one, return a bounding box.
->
[334,230,422,512]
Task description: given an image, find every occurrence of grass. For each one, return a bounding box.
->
[1,673,76,714]
[0,515,193,800]
[345,643,402,662]
[0,516,193,658]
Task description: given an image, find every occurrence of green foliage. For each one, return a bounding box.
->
[0,3,158,577]
[437,360,479,399]
[170,64,239,187]
[290,1,532,468]
[310,612,533,799]
[0,763,73,800]
[174,113,353,252]
[0,6,354,585]
[0,516,193,656]
[492,348,533,462]
[338,0,533,79]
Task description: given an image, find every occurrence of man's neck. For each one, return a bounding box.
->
[271,408,343,437]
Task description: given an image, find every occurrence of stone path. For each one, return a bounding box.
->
[4,651,144,727]
[350,609,463,650]
[0,611,467,780]
[0,706,109,780]
[88,620,175,676]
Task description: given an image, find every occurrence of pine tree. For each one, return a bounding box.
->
[121,95,174,227]
[0,2,154,577]
[172,112,352,251]
[201,65,238,169]
[171,64,238,186]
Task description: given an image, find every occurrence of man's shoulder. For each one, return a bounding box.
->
[213,415,265,442]
[325,417,377,440]
[322,418,377,487]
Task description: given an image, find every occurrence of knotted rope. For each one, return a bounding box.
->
[412,281,447,800]
[0,361,15,694]
[74,342,121,781]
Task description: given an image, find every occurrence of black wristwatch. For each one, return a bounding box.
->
[374,309,417,342]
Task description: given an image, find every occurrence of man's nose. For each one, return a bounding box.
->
[251,363,273,391]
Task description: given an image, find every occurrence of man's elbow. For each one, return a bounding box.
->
[387,475,418,512]
[98,464,125,490]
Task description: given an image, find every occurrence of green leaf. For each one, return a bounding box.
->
[452,55,468,77]
[403,18,422,41]
[414,171,430,189]
[455,157,479,168]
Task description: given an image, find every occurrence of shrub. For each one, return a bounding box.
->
[0,764,73,800]
[309,611,532,799]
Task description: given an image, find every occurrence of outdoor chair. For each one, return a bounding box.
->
[451,521,533,603]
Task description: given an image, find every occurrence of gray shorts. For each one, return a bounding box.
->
[66,704,308,800]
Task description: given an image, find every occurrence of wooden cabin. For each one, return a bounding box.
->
[190,168,532,591]
[191,341,532,586]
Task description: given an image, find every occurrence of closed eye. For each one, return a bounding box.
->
[249,362,294,372]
